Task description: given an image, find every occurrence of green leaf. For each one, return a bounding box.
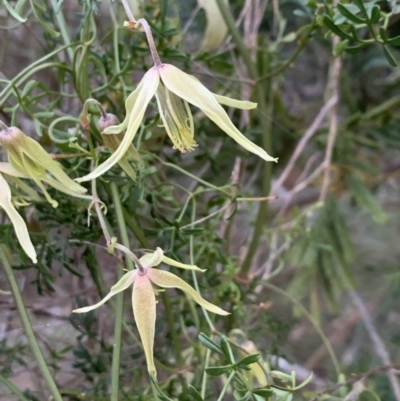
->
[322,15,353,40]
[189,385,204,401]
[383,45,397,66]
[333,39,349,56]
[337,3,365,24]
[379,27,388,42]
[205,365,232,376]
[359,390,381,401]
[251,388,275,397]
[352,0,366,12]
[344,43,367,54]
[198,333,223,355]
[370,5,381,24]
[346,174,388,224]
[237,353,260,366]
[220,336,234,362]
[387,35,400,46]
[3,0,27,22]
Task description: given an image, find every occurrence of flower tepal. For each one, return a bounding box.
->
[72,247,229,374]
[77,62,278,182]
[0,173,37,263]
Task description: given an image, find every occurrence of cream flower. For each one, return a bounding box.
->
[72,247,229,374]
[0,173,37,263]
[77,63,278,182]
[0,127,90,207]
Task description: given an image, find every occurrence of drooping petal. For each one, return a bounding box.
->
[102,80,145,135]
[213,94,257,110]
[139,247,164,267]
[147,268,229,315]
[197,0,228,53]
[73,270,137,314]
[2,128,87,194]
[159,64,278,163]
[132,274,157,374]
[161,255,205,272]
[0,162,26,178]
[0,174,37,264]
[41,176,93,201]
[76,69,160,182]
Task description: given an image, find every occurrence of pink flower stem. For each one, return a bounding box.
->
[137,18,162,67]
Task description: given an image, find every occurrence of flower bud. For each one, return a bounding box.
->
[99,114,142,181]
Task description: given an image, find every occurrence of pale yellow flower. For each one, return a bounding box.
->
[72,247,229,374]
[0,173,37,263]
[77,63,277,182]
[0,127,90,207]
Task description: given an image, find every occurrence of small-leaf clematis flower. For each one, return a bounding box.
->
[76,18,277,183]
[72,247,229,374]
[0,126,89,207]
[0,173,37,263]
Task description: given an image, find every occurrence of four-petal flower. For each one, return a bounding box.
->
[77,63,277,182]
[73,247,228,374]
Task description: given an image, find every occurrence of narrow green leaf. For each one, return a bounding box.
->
[359,390,381,401]
[383,45,397,66]
[346,174,388,224]
[220,336,234,362]
[333,39,349,56]
[251,388,275,397]
[387,35,400,46]
[237,353,260,366]
[322,15,353,40]
[205,365,232,376]
[21,80,38,98]
[337,3,365,23]
[352,0,365,12]
[379,27,388,42]
[198,333,223,355]
[189,385,204,401]
[3,0,27,22]
[370,5,381,24]
[344,43,367,54]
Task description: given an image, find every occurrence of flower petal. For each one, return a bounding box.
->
[76,69,160,182]
[148,268,229,315]
[0,174,37,264]
[139,247,163,268]
[213,94,257,110]
[41,176,93,201]
[159,64,278,163]
[72,270,136,313]
[17,132,87,194]
[0,162,27,178]
[161,255,205,272]
[102,80,145,135]
[132,274,157,374]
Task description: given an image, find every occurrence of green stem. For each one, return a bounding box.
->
[110,183,133,401]
[50,0,74,61]
[0,372,31,401]
[215,0,273,277]
[122,211,151,248]
[0,247,63,401]
[217,371,236,401]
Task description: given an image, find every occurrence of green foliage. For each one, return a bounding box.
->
[0,0,399,400]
